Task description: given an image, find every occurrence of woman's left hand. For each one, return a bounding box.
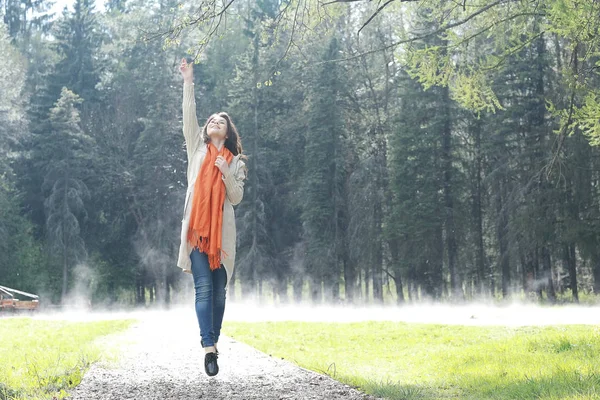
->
[215,155,230,177]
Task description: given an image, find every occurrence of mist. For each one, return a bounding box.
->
[19,255,600,327]
[21,298,600,328]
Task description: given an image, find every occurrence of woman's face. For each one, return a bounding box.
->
[207,115,228,139]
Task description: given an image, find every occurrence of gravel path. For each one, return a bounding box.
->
[65,309,381,400]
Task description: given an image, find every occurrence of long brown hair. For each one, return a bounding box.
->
[201,112,246,159]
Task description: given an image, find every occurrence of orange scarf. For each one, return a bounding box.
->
[187,142,234,270]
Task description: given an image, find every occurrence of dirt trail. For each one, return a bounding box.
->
[66,309,381,400]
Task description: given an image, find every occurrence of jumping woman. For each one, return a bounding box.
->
[177,58,248,377]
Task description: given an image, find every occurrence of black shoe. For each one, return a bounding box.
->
[204,351,219,376]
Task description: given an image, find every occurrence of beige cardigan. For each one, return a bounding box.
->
[176,82,247,290]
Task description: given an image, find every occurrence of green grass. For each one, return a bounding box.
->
[223,321,600,400]
[0,317,137,400]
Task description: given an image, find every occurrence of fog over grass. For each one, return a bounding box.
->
[23,300,600,327]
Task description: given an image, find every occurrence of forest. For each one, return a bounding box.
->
[2,0,600,307]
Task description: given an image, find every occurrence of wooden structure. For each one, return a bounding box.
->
[0,285,39,312]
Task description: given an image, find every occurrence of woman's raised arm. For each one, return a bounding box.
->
[180,58,201,159]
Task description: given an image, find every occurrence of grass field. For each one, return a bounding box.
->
[223,321,600,400]
[0,317,137,400]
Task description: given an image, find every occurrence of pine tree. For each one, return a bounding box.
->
[16,0,102,241]
[80,0,187,305]
[0,21,27,176]
[301,36,346,304]
[48,0,103,103]
[388,3,466,301]
[42,87,94,303]
[1,0,54,42]
[225,0,283,302]
[0,22,42,294]
[387,66,445,301]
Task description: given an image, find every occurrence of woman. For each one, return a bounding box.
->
[177,57,248,377]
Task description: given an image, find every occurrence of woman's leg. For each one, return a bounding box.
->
[212,264,228,346]
[190,248,215,349]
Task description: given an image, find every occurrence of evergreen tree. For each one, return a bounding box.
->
[387,67,445,301]
[48,0,103,103]
[226,0,282,302]
[42,87,94,303]
[0,21,27,176]
[388,4,466,301]
[81,0,186,305]
[301,36,346,303]
[0,23,42,294]
[16,0,102,240]
[1,0,54,42]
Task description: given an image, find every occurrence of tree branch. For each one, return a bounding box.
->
[357,0,396,36]
[316,0,543,65]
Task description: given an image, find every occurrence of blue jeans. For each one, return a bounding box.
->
[190,248,228,347]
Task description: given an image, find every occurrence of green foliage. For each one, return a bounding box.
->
[450,67,504,115]
[384,0,600,146]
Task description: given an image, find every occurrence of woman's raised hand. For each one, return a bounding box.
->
[179,58,194,83]
[215,155,230,177]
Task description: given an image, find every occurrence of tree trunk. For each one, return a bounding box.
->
[440,83,461,301]
[566,244,578,302]
[293,266,303,303]
[343,251,355,304]
[364,267,370,303]
[388,240,405,305]
[395,274,404,305]
[563,173,579,303]
[277,275,288,304]
[471,117,486,296]
[61,169,69,304]
[541,246,556,303]
[496,178,510,298]
[372,200,384,303]
[241,31,260,300]
[309,276,322,304]
[593,249,600,296]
